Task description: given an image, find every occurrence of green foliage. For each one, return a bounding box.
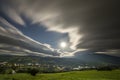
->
[16,68,28,73]
[0,67,6,74]
[0,67,15,74]
[28,68,39,76]
[0,70,120,80]
[5,69,13,74]
[97,66,113,71]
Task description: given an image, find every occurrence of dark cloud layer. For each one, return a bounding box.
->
[0,17,60,57]
[0,0,120,57]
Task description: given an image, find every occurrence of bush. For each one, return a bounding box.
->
[97,66,113,71]
[28,68,39,76]
[16,68,28,73]
[0,67,6,74]
[5,69,13,74]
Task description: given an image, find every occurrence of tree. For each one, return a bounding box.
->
[28,68,39,76]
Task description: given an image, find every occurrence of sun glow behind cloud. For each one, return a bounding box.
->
[60,42,67,48]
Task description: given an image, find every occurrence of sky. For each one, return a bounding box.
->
[0,0,120,57]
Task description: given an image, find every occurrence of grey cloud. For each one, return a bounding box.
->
[0,0,120,56]
[0,0,25,26]
[0,17,60,57]
[96,49,120,57]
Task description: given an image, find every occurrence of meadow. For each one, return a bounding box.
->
[0,70,120,80]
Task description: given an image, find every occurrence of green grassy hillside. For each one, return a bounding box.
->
[0,70,120,80]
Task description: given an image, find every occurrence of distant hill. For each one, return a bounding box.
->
[0,53,120,67]
[74,53,120,66]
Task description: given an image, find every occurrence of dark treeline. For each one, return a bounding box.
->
[0,62,120,76]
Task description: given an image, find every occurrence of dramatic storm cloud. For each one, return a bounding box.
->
[0,17,61,56]
[0,0,120,57]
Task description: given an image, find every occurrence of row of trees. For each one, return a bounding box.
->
[0,67,39,76]
[0,63,119,76]
[0,64,62,76]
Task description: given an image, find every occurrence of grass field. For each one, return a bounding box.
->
[0,70,120,80]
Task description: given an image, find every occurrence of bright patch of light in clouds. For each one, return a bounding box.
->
[60,42,67,48]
